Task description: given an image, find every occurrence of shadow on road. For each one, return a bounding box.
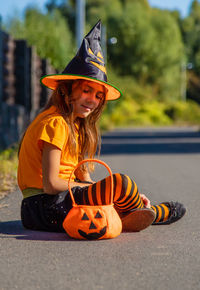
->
[101,128,200,155]
[0,220,74,241]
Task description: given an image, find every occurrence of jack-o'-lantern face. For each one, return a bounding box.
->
[77,209,107,240]
[63,204,122,240]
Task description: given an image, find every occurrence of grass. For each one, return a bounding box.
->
[0,145,18,200]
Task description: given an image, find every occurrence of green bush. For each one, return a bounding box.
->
[100,69,200,129]
[137,102,172,125]
[109,98,139,126]
[100,97,200,130]
[165,100,200,124]
[107,66,154,103]
[101,100,173,128]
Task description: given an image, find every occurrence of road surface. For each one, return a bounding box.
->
[0,127,200,290]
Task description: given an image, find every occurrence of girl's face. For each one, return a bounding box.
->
[70,80,105,119]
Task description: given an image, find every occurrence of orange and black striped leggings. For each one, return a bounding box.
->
[80,173,169,223]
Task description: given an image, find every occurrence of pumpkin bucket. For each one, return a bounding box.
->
[63,159,122,240]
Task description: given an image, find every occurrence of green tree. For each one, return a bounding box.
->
[86,0,122,26]
[107,2,184,101]
[181,0,200,72]
[8,7,75,70]
[46,0,76,36]
[120,0,150,8]
[180,0,200,103]
[45,0,122,36]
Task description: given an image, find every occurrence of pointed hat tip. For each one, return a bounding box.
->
[96,19,101,30]
[96,19,101,26]
[85,19,102,39]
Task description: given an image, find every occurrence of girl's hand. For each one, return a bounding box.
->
[74,166,94,184]
[140,193,151,208]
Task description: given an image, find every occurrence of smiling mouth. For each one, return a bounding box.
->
[78,226,107,240]
[82,105,92,110]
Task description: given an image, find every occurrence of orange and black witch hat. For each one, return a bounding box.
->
[40,20,122,100]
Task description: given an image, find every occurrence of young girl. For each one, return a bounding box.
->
[18,21,186,234]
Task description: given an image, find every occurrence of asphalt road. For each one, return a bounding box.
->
[0,127,200,290]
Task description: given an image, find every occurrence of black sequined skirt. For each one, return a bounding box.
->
[21,187,85,232]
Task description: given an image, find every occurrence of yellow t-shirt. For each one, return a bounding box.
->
[17,106,79,192]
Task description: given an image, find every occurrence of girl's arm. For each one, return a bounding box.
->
[42,142,91,195]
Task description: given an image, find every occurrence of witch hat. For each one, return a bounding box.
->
[40,20,122,100]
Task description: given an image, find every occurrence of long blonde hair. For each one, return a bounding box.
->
[47,80,106,156]
[24,79,106,172]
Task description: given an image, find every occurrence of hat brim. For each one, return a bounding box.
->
[40,74,122,101]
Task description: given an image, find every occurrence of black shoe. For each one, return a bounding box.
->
[152,201,186,225]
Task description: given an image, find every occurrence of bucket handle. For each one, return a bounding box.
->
[68,159,114,206]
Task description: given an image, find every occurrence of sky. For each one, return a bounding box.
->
[0,0,198,23]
